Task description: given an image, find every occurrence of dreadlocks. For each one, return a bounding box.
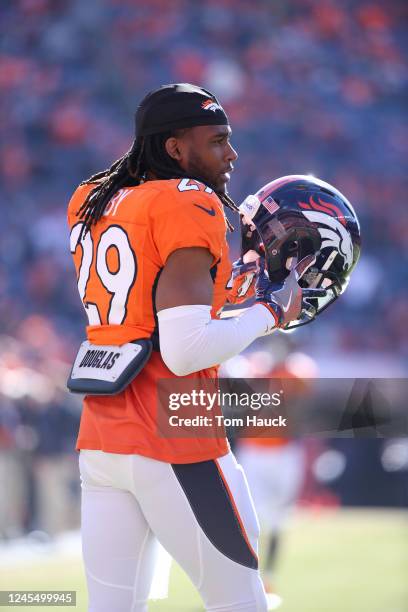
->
[76,130,239,239]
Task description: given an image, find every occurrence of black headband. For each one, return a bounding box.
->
[135,83,229,137]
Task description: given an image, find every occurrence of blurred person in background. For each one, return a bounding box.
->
[0,328,81,540]
[0,396,27,539]
[23,392,80,537]
[233,355,317,609]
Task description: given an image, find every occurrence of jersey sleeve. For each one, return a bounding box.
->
[151,188,228,266]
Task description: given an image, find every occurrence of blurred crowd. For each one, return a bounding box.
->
[1,0,407,359]
[0,0,407,535]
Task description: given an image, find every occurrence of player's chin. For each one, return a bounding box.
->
[217,172,231,193]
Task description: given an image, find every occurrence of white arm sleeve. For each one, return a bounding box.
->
[157,303,276,376]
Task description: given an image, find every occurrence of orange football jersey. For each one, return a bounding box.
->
[239,368,309,449]
[67,178,232,463]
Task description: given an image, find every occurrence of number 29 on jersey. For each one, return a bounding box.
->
[70,222,136,326]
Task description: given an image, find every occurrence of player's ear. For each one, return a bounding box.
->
[165,136,183,162]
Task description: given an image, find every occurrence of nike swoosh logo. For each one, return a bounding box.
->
[193,203,216,216]
[281,289,293,313]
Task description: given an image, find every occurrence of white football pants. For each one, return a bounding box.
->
[79,450,267,612]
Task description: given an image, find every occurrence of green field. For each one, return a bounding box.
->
[0,510,407,612]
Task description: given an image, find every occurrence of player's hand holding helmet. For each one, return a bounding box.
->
[227,253,259,304]
[239,175,361,329]
[255,254,325,327]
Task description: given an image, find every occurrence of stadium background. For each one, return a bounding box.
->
[0,1,407,610]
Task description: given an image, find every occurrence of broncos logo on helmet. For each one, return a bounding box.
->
[301,210,354,270]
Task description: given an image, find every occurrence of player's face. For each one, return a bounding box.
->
[176,125,238,193]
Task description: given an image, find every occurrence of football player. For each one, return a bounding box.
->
[68,84,314,612]
[67,82,362,610]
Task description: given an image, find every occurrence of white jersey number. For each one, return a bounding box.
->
[70,223,136,325]
[177,178,213,193]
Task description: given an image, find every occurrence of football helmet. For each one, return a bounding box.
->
[239,175,361,328]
